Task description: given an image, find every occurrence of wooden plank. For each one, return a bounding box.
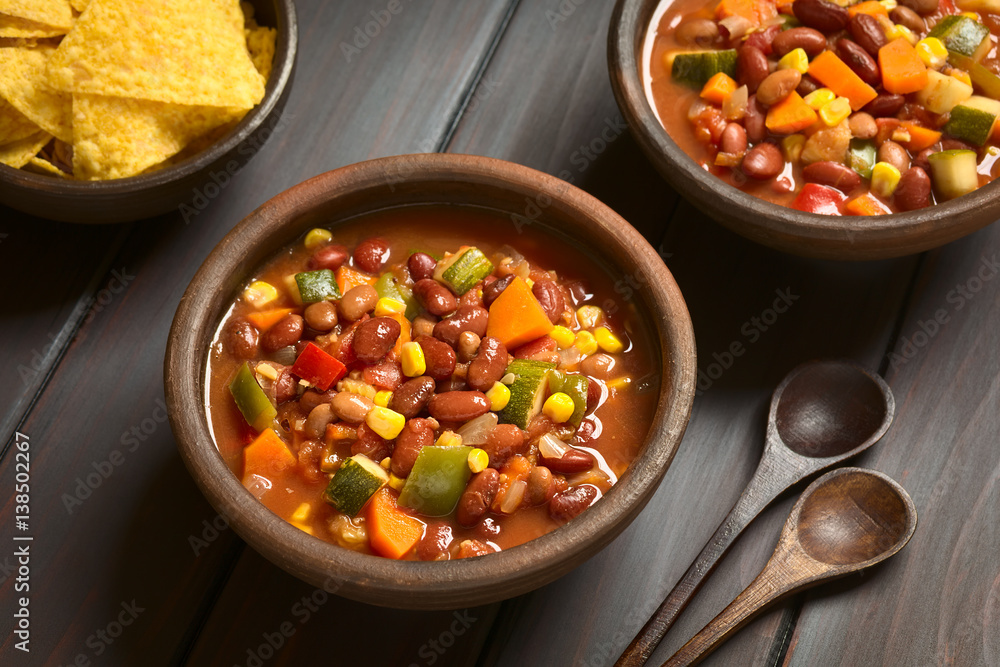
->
[0,1,518,664]
[783,222,1000,666]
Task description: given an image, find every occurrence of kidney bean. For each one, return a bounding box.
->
[720,122,747,155]
[391,418,435,477]
[540,448,595,474]
[941,138,976,152]
[912,147,935,172]
[299,389,337,413]
[339,284,378,321]
[794,0,848,33]
[304,301,338,332]
[273,367,298,404]
[427,391,489,422]
[894,167,932,211]
[416,335,457,381]
[899,0,937,15]
[742,143,783,180]
[863,94,905,118]
[796,73,821,97]
[849,14,887,57]
[802,161,863,192]
[581,353,615,379]
[457,469,500,527]
[532,280,565,324]
[308,244,349,271]
[756,69,801,107]
[261,314,303,352]
[353,238,389,274]
[745,95,767,142]
[737,45,769,94]
[433,305,489,348]
[848,112,878,140]
[390,377,436,418]
[743,24,780,55]
[585,379,605,414]
[675,18,719,48]
[407,252,437,282]
[296,439,325,484]
[304,403,336,439]
[363,360,403,390]
[512,335,559,363]
[482,274,512,308]
[772,27,827,57]
[527,414,556,443]
[331,392,374,424]
[226,318,259,359]
[352,317,400,363]
[525,466,555,506]
[878,141,910,173]
[351,422,390,461]
[460,284,485,309]
[890,6,924,32]
[413,278,458,316]
[467,336,508,392]
[549,485,600,522]
[836,39,880,87]
[483,424,527,468]
[418,522,453,561]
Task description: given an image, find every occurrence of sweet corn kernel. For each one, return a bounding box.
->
[374,297,406,317]
[550,325,576,349]
[594,327,624,353]
[576,305,602,329]
[778,48,809,74]
[388,473,406,491]
[400,341,426,377]
[803,88,835,111]
[468,448,489,473]
[291,522,314,536]
[486,381,511,411]
[891,128,912,144]
[819,97,852,127]
[374,390,393,407]
[303,228,332,250]
[878,0,897,11]
[916,37,948,69]
[575,330,598,355]
[887,24,918,45]
[951,69,973,86]
[244,280,279,308]
[435,431,464,448]
[960,11,979,20]
[871,162,901,198]
[606,376,633,391]
[282,274,303,305]
[543,392,576,424]
[338,378,377,399]
[291,503,311,522]
[366,407,406,440]
[525,278,535,289]
[781,134,806,163]
[380,457,391,469]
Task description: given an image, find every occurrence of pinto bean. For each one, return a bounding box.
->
[413,278,458,316]
[353,238,389,274]
[304,404,336,439]
[720,122,747,155]
[878,141,910,173]
[416,335,457,381]
[890,6,924,31]
[532,280,565,324]
[433,305,489,348]
[737,45,769,94]
[848,112,878,140]
[540,448,595,474]
[390,377,437,418]
[525,466,555,506]
[894,167,932,211]
[261,314,303,352]
[407,252,437,282]
[299,389,337,413]
[308,244,349,271]
[675,18,719,48]
[483,424,527,468]
[849,14,888,57]
[482,274,512,308]
[549,485,600,522]
[793,0,849,33]
[304,301,338,332]
[756,69,801,106]
[339,285,378,321]
[467,336,508,391]
[352,317,400,363]
[802,161,863,192]
[836,39,880,87]
[226,318,259,359]
[427,391,490,422]
[457,469,500,527]
[331,392,374,423]
[391,418,435,477]
[772,27,827,57]
[457,331,481,363]
[863,94,905,118]
[899,0,937,16]
[580,353,615,379]
[742,143,783,180]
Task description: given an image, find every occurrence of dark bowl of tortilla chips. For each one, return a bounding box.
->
[0,0,297,224]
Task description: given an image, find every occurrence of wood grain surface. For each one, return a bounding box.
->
[1,0,997,666]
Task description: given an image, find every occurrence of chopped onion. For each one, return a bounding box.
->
[558,346,582,369]
[723,85,748,121]
[500,480,526,514]
[687,99,710,122]
[243,474,272,499]
[538,433,571,460]
[718,15,752,40]
[457,413,498,446]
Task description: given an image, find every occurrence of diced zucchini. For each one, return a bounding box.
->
[948,53,1000,99]
[548,371,589,427]
[229,362,277,432]
[929,16,991,62]
[928,150,980,200]
[433,247,494,295]
[915,70,974,114]
[398,445,473,516]
[498,359,556,429]
[374,272,420,319]
[669,50,738,89]
[944,95,1000,146]
[848,139,877,180]
[295,269,341,303]
[323,454,389,516]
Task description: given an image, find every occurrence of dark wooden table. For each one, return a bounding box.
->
[2,2,998,665]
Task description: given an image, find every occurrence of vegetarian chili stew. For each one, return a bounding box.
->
[646,0,1000,215]
[206,206,659,561]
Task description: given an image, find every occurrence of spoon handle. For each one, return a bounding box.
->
[614,460,792,667]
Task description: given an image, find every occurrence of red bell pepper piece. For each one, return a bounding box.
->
[791,184,846,215]
[291,342,347,391]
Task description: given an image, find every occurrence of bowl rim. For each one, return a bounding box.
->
[0,0,297,197]
[608,0,1000,260]
[164,153,697,609]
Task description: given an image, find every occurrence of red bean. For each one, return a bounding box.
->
[849,14,888,57]
[483,424,527,468]
[351,422,390,461]
[261,314,303,352]
[531,280,565,324]
[899,0,937,15]
[418,522,453,561]
[772,27,827,57]
[737,45,769,94]
[742,143,783,180]
[863,94,905,118]
[540,448,595,474]
[835,39,880,87]
[352,317,400,363]
[390,376,437,418]
[797,74,822,97]
[407,252,437,282]
[794,0,849,33]
[467,336,508,392]
[894,167,932,211]
[299,388,337,413]
[362,360,403,390]
[308,244,349,271]
[912,147,935,172]
[433,305,489,348]
[391,418,435,477]
[720,123,748,155]
[745,95,767,143]
[743,24,780,55]
[272,367,298,404]
[226,318,259,359]
[416,335,457,381]
[353,238,389,274]
[802,161,863,192]
[413,278,458,316]
[482,274,513,308]
[457,469,500,527]
[549,485,600,522]
[427,391,490,422]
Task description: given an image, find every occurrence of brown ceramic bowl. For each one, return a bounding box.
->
[164,153,697,610]
[609,0,1000,260]
[0,0,296,224]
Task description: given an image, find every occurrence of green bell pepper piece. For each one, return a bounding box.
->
[549,371,589,427]
[374,272,420,319]
[295,269,341,303]
[398,445,472,516]
[848,139,876,180]
[229,362,277,432]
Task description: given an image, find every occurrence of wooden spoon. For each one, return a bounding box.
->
[616,359,895,667]
[661,467,917,666]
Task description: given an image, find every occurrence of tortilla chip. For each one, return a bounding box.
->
[25,154,67,176]
[48,0,265,109]
[72,93,246,180]
[246,25,276,82]
[0,44,72,141]
[0,130,49,167]
[0,1,73,30]
[70,0,89,12]
[0,13,67,38]
[0,94,39,143]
